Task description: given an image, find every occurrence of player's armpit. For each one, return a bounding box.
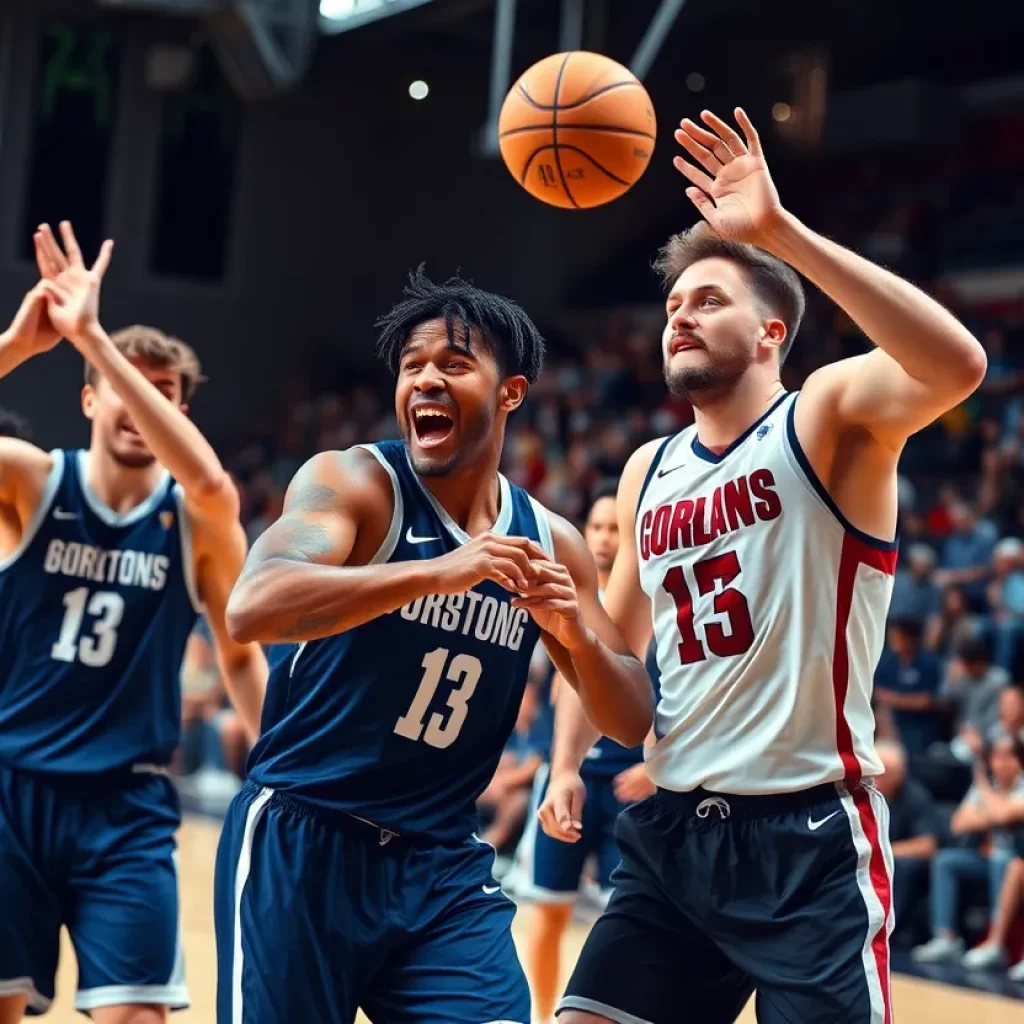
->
[800,346,979,454]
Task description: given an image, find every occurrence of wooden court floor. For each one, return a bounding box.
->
[46,817,1024,1023]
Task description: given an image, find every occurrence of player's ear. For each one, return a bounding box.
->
[500,376,528,413]
[81,384,97,421]
[759,318,787,354]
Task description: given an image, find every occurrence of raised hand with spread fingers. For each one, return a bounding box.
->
[672,107,783,245]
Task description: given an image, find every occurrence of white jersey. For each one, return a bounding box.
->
[637,391,895,795]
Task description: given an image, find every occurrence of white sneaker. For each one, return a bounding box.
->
[912,936,965,963]
[962,943,1007,970]
[1007,959,1024,982]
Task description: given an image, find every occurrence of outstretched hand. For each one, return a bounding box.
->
[3,282,61,356]
[33,221,114,352]
[673,107,784,245]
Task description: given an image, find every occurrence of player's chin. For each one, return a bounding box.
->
[407,423,460,476]
[109,439,157,470]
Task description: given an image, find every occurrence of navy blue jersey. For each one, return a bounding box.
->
[0,449,202,774]
[248,441,554,841]
[581,637,661,778]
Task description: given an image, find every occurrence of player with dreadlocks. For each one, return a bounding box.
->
[215,269,653,1024]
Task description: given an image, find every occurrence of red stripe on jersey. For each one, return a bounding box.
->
[851,785,894,1023]
[832,533,897,785]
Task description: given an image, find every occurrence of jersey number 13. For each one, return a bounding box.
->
[51,587,124,668]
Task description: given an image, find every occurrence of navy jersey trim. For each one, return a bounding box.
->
[784,393,899,552]
[635,435,674,518]
[403,447,514,545]
[355,445,404,564]
[528,496,555,558]
[75,450,172,526]
[0,449,64,573]
[172,485,206,614]
[690,391,790,464]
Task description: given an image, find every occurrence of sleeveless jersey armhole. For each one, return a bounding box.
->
[353,445,404,564]
[0,449,64,573]
[527,495,555,558]
[173,484,207,614]
[634,435,675,521]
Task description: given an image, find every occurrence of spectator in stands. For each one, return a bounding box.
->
[994,685,1024,745]
[961,854,1024,979]
[941,636,1009,763]
[0,406,31,440]
[913,734,1024,964]
[935,501,996,610]
[929,585,978,658]
[985,537,1024,669]
[875,741,941,948]
[875,619,944,755]
[889,544,943,632]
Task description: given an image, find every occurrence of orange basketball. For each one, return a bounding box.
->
[498,51,656,209]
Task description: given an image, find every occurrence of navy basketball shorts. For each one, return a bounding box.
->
[0,763,186,1015]
[215,780,531,1024]
[517,764,626,903]
[559,781,895,1024]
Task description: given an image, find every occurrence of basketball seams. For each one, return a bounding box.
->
[557,145,630,187]
[550,53,579,209]
[516,78,642,112]
[499,124,656,141]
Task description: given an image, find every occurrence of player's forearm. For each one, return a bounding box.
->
[0,332,37,380]
[82,325,234,508]
[217,644,268,743]
[762,212,986,391]
[226,557,435,644]
[547,632,652,748]
[549,678,601,775]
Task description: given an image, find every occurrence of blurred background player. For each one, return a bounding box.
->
[0,222,266,1024]
[518,483,657,1024]
[215,270,653,1024]
[545,106,987,1024]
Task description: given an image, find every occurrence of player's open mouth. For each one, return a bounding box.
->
[411,404,455,448]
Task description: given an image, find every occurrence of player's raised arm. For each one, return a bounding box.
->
[190,517,269,742]
[35,222,239,522]
[673,108,986,449]
[226,448,545,644]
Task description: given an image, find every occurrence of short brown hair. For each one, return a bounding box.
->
[85,325,205,402]
[654,222,806,363]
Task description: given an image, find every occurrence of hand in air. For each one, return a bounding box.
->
[613,763,656,804]
[33,221,114,352]
[673,107,784,245]
[3,282,61,356]
[511,559,588,651]
[432,532,547,596]
[538,770,586,843]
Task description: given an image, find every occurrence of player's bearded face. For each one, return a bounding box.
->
[661,260,762,405]
[396,322,500,478]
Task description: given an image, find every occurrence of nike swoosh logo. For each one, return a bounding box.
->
[656,464,685,478]
[53,508,78,520]
[406,527,440,544]
[808,810,840,831]
[482,884,502,895]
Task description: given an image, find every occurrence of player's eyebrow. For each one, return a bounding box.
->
[667,283,728,307]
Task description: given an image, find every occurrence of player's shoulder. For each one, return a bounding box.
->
[0,438,55,506]
[284,445,397,516]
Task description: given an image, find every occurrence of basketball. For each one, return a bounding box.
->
[498,51,656,209]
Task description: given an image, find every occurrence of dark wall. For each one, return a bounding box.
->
[0,2,686,449]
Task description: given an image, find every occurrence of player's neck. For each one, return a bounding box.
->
[419,454,504,537]
[597,570,610,592]
[691,371,785,455]
[84,443,166,515]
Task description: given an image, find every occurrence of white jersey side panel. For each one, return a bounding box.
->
[637,392,895,794]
